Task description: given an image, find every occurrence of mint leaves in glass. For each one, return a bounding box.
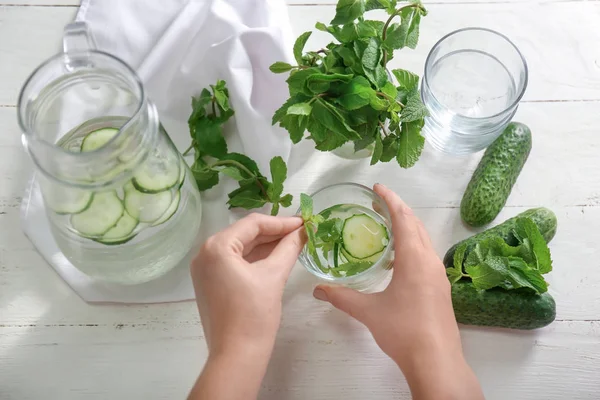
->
[271,0,429,168]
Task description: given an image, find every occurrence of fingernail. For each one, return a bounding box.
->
[313,288,328,302]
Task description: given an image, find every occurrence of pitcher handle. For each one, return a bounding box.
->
[63,21,97,53]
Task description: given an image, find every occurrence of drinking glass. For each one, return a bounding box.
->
[17,22,202,284]
[297,183,394,292]
[421,28,528,155]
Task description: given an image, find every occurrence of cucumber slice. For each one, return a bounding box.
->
[45,188,93,215]
[177,159,187,189]
[342,214,388,259]
[132,150,180,193]
[341,247,384,264]
[151,191,180,227]
[97,212,138,245]
[80,128,119,152]
[125,185,173,223]
[70,191,124,237]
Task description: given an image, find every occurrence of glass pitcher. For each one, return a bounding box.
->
[17,22,202,285]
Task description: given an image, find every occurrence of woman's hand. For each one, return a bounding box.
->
[313,184,484,400]
[191,213,305,355]
[189,214,305,400]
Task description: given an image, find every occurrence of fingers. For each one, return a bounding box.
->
[313,285,373,324]
[263,228,306,276]
[373,184,421,251]
[222,214,303,255]
[244,240,281,263]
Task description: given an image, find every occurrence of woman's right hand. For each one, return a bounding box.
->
[313,184,484,400]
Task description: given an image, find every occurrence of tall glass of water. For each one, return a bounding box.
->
[421,28,528,155]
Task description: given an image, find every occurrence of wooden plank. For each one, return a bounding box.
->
[0,321,599,399]
[1,3,600,105]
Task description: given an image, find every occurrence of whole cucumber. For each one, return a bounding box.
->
[443,207,557,269]
[452,280,556,330]
[461,122,532,227]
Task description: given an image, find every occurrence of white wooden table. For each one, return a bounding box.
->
[1,1,600,399]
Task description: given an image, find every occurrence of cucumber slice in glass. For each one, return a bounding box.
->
[125,185,173,223]
[70,191,124,237]
[340,247,384,264]
[132,149,180,193]
[96,212,138,245]
[80,128,119,152]
[151,191,180,227]
[342,214,388,259]
[45,187,93,215]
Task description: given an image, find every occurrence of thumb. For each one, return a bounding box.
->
[313,285,372,324]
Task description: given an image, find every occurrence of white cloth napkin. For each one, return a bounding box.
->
[21,0,296,303]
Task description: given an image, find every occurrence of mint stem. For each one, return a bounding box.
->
[182,143,195,157]
[378,121,389,137]
[210,159,269,199]
[382,3,424,66]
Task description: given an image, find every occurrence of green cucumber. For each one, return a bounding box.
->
[80,128,119,152]
[342,214,388,259]
[443,207,557,269]
[461,122,532,227]
[46,188,93,215]
[132,150,181,193]
[70,191,124,237]
[151,191,180,227]
[341,247,384,264]
[125,185,173,223]
[96,212,138,245]
[451,280,556,330]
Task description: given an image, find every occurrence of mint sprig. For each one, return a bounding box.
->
[271,0,428,169]
[186,80,292,215]
[447,217,554,294]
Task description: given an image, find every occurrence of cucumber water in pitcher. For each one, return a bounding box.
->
[17,23,202,284]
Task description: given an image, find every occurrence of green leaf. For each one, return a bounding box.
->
[272,94,311,124]
[381,81,398,99]
[323,51,338,71]
[331,0,366,25]
[268,156,287,200]
[370,133,383,165]
[336,46,364,74]
[316,218,344,242]
[287,68,321,96]
[336,76,374,110]
[447,243,467,284]
[287,102,313,116]
[331,261,372,276]
[279,194,293,208]
[400,88,428,122]
[465,255,512,291]
[513,217,553,273]
[280,114,309,144]
[300,193,313,221]
[504,257,548,293]
[191,160,220,191]
[396,119,425,168]
[194,118,228,159]
[312,99,360,140]
[365,0,391,11]
[270,61,294,73]
[227,187,268,209]
[221,153,261,175]
[361,38,381,71]
[398,6,423,49]
[380,134,399,162]
[392,69,419,91]
[217,166,246,181]
[305,221,325,272]
[306,73,353,94]
[293,31,312,65]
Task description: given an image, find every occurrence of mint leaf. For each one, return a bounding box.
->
[287,68,321,96]
[227,187,268,209]
[380,134,399,162]
[272,94,311,124]
[331,0,366,25]
[504,257,548,293]
[400,88,428,122]
[293,31,312,64]
[370,133,383,165]
[312,99,360,140]
[268,156,287,200]
[191,159,220,191]
[396,119,425,168]
[316,218,344,242]
[361,38,381,71]
[217,166,245,181]
[194,118,228,158]
[336,76,374,110]
[211,80,230,111]
[279,114,308,144]
[300,193,313,221]
[287,102,313,116]
[392,68,419,91]
[306,73,353,94]
[514,217,553,273]
[221,153,261,175]
[279,194,293,208]
[465,255,511,291]
[270,61,294,73]
[365,0,392,11]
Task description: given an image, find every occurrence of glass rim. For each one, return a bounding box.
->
[17,49,147,159]
[422,27,529,121]
[296,182,394,283]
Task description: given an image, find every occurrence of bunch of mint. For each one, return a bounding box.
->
[447,217,554,294]
[186,80,293,216]
[270,0,428,168]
